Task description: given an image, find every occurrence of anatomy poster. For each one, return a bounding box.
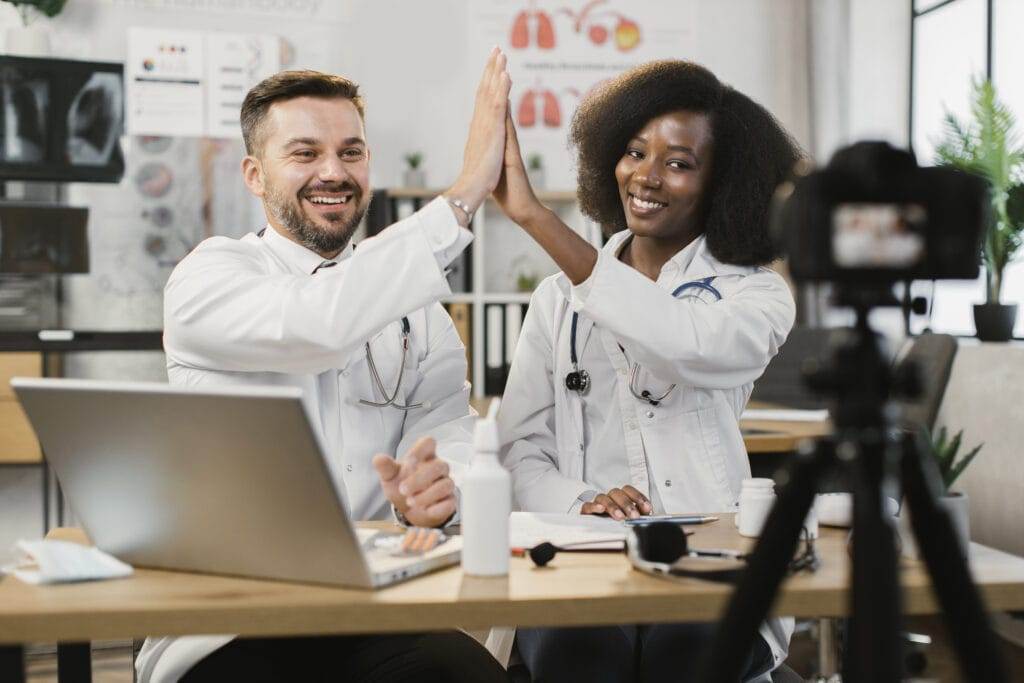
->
[127,28,281,138]
[470,0,696,190]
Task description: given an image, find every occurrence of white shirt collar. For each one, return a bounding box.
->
[603,230,752,280]
[260,223,354,274]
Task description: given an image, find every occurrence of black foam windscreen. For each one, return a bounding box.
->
[529,542,558,567]
[633,522,688,564]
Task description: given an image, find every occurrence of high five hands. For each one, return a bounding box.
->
[447,47,513,225]
[493,104,546,227]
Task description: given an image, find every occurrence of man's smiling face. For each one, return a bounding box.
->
[245,96,371,257]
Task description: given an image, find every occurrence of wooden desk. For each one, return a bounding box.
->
[741,418,831,454]
[3,518,1024,681]
[741,400,831,455]
[469,396,831,455]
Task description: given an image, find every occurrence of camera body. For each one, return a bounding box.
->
[773,142,989,285]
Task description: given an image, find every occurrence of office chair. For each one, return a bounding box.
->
[750,326,835,410]
[891,331,958,431]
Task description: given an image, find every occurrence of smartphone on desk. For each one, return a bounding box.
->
[622,514,717,527]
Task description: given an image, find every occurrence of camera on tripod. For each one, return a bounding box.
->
[773,141,989,286]
[700,142,1011,682]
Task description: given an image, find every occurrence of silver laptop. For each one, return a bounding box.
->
[11,377,461,588]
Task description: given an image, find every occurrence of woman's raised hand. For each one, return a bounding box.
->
[447,47,512,221]
[493,108,546,227]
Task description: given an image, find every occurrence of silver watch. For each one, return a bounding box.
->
[444,196,475,225]
[392,505,411,527]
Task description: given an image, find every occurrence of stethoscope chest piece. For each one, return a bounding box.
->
[565,367,591,394]
[563,276,722,403]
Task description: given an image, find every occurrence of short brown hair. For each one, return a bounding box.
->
[240,70,365,156]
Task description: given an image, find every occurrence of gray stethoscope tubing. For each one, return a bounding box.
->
[358,316,423,410]
[259,229,424,413]
[565,276,722,406]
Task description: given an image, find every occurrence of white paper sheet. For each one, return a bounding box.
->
[3,539,133,585]
[509,512,626,550]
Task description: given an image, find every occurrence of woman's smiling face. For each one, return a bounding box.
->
[614,109,714,242]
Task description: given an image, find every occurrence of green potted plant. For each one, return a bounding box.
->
[526,152,545,190]
[2,0,67,55]
[899,426,983,559]
[935,77,1024,341]
[403,152,425,188]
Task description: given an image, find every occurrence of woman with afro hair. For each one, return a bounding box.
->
[493,60,803,681]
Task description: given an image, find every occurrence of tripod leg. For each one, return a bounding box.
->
[901,432,1009,681]
[699,439,829,682]
[843,434,902,682]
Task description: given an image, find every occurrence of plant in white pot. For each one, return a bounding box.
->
[402,152,425,188]
[2,0,67,55]
[526,152,545,190]
[901,426,983,559]
[935,77,1024,341]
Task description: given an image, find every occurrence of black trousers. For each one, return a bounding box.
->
[180,631,510,683]
[517,623,774,682]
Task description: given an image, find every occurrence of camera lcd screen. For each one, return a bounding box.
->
[831,203,927,269]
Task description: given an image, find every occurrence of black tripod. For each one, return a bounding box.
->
[700,293,1009,681]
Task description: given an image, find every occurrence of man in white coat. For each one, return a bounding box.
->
[137,50,513,683]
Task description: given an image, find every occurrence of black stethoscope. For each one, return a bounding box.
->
[564,276,722,406]
[259,228,421,411]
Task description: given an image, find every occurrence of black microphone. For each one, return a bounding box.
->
[526,539,625,567]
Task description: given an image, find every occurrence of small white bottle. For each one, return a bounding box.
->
[461,398,511,576]
[737,477,777,538]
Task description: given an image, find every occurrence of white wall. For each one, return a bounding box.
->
[935,343,1024,558]
[811,0,911,163]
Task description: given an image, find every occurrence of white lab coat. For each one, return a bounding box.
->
[498,230,796,675]
[137,198,476,683]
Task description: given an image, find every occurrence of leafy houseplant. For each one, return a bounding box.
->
[402,152,425,188]
[2,0,66,55]
[935,77,1024,341]
[923,426,983,495]
[2,0,66,25]
[526,152,545,190]
[901,426,984,557]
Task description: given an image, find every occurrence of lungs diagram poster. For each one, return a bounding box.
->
[470,0,696,190]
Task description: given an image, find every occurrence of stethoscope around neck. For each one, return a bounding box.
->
[258,227,422,411]
[564,276,722,406]
[357,316,423,411]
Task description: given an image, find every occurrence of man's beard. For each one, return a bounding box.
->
[264,179,369,255]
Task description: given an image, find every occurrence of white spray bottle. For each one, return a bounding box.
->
[461,397,511,576]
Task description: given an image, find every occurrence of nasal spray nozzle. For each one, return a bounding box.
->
[473,397,501,453]
[462,397,511,576]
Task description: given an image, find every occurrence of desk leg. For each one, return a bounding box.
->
[57,642,91,683]
[0,645,25,683]
[42,458,50,534]
[818,618,840,677]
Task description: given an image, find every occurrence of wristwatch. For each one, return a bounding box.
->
[444,195,475,225]
[392,505,456,529]
[392,505,411,527]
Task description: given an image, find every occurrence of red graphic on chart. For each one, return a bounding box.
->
[509,0,641,52]
[517,85,581,128]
